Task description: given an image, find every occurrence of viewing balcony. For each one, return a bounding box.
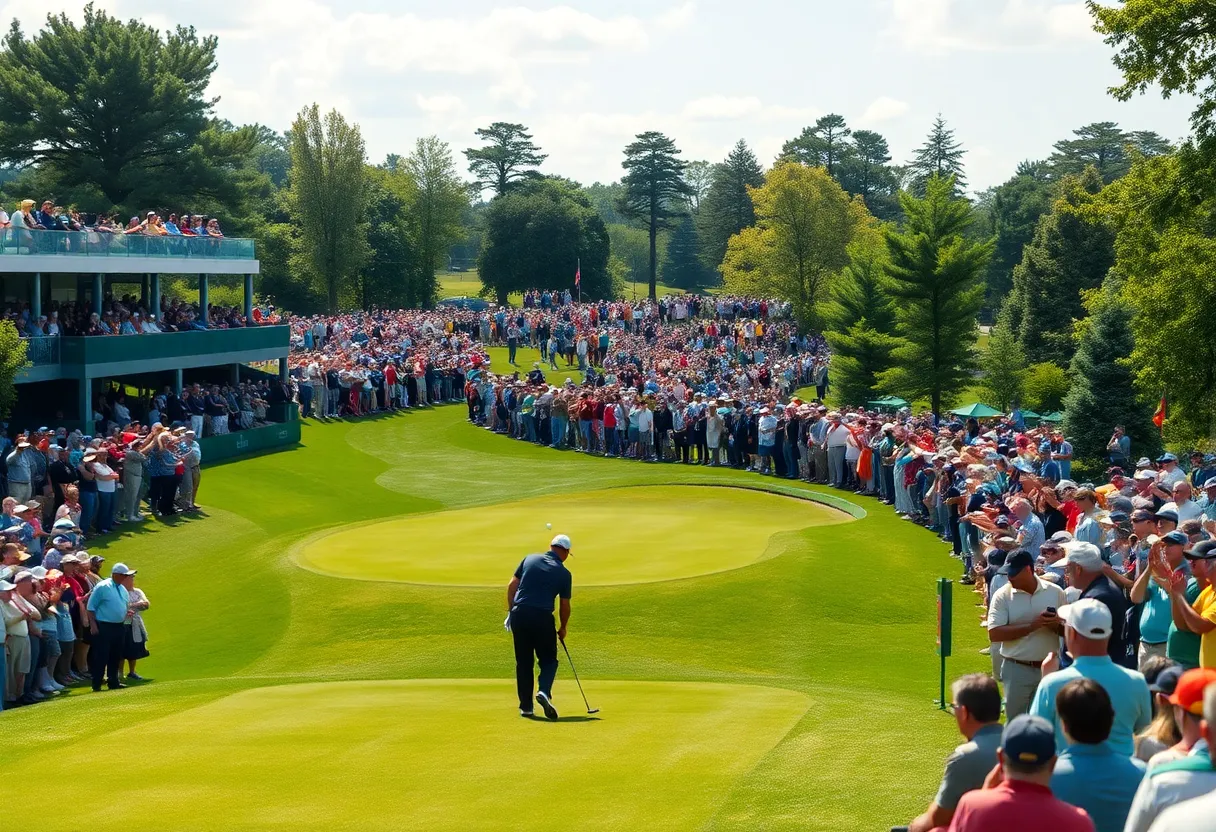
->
[0,228,258,275]
[18,325,290,383]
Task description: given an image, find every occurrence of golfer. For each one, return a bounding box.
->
[505,534,572,720]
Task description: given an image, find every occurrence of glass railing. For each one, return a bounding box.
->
[21,335,59,366]
[0,228,255,259]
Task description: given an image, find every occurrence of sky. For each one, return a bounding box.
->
[0,0,1197,193]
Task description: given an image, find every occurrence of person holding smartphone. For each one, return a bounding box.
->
[987,549,1068,719]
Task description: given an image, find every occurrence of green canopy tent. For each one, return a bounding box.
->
[1040,411,1065,423]
[949,402,1003,419]
[1019,409,1042,428]
[866,396,909,411]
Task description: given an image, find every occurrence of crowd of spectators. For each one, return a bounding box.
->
[10,294,282,339]
[0,420,204,708]
[0,200,226,245]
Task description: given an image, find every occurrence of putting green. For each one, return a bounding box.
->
[295,485,850,586]
[34,679,809,831]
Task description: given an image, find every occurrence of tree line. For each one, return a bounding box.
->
[0,4,1211,459]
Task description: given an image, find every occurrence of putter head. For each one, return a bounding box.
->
[587,708,600,714]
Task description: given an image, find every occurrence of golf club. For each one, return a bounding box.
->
[559,637,599,714]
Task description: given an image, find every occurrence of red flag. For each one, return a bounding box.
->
[1152,392,1167,433]
[575,264,581,287]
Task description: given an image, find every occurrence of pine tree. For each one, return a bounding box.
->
[696,140,764,270]
[980,325,1028,411]
[1062,287,1160,465]
[838,129,900,220]
[907,115,966,195]
[463,122,546,196]
[1003,167,1114,366]
[618,131,694,300]
[780,114,853,176]
[978,165,1054,316]
[660,215,711,289]
[824,234,903,405]
[877,175,992,413]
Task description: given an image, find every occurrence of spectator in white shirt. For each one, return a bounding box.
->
[1159,480,1203,526]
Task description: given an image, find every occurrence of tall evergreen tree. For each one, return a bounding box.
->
[907,115,966,195]
[696,139,764,271]
[838,129,900,220]
[1049,122,1131,182]
[877,176,992,413]
[1062,287,1160,465]
[617,131,693,300]
[1002,167,1114,366]
[659,215,711,290]
[287,104,370,313]
[824,233,903,405]
[0,7,252,211]
[463,122,546,196]
[980,325,1028,412]
[780,114,853,176]
[976,165,1054,315]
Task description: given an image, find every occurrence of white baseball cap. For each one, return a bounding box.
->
[550,534,572,552]
[1057,599,1113,640]
[0,579,13,591]
[1062,541,1105,571]
[111,562,137,576]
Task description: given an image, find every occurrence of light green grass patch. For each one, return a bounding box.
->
[295,485,850,586]
[36,679,808,832]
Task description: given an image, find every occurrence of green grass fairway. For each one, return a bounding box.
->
[295,485,849,586]
[23,679,808,832]
[0,405,991,831]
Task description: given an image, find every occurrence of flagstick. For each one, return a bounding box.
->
[577,257,581,304]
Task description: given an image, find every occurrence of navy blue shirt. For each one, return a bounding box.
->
[512,550,572,611]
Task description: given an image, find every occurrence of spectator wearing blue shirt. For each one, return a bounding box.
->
[1130,532,1190,668]
[1031,599,1152,757]
[86,562,137,692]
[1049,677,1145,832]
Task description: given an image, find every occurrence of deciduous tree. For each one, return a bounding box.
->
[405,136,468,307]
[720,163,869,328]
[287,104,370,313]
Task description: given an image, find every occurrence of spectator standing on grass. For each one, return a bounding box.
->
[86,562,136,692]
[904,674,1003,832]
[1048,678,1145,832]
[123,578,150,680]
[1030,599,1152,757]
[943,714,1094,832]
[121,440,146,522]
[987,550,1067,719]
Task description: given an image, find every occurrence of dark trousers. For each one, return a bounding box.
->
[90,621,125,690]
[510,606,558,710]
[153,475,178,515]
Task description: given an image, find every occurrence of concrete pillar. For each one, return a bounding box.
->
[141,274,149,308]
[244,274,254,325]
[31,272,41,323]
[230,363,240,387]
[150,273,160,324]
[173,368,183,395]
[199,274,209,324]
[92,273,103,316]
[278,355,289,383]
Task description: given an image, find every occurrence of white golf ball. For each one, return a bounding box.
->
[546,523,552,529]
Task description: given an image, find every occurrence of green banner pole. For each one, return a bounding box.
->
[935,577,953,710]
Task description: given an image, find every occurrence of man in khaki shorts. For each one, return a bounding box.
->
[987,549,1067,719]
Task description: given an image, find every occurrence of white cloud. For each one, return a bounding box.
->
[416,94,464,116]
[885,0,1098,54]
[682,96,764,120]
[859,96,910,125]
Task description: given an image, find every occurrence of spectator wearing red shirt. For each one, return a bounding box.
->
[944,714,1094,832]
